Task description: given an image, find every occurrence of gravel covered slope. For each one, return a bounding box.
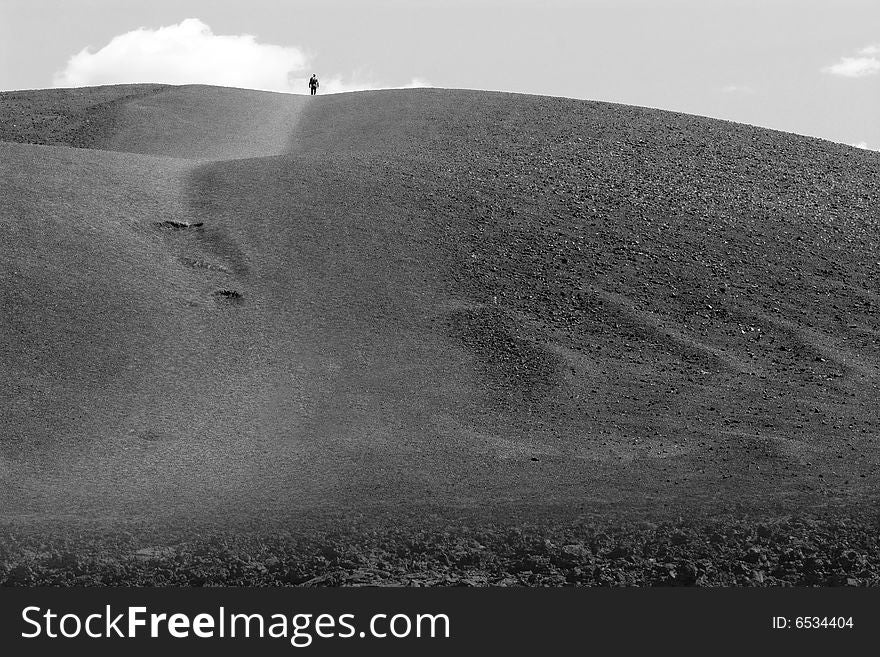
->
[0,84,170,149]
[282,89,880,513]
[2,85,879,585]
[0,83,307,159]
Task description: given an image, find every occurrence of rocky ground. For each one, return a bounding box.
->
[3,512,879,586]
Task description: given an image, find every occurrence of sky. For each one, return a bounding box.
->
[0,0,878,148]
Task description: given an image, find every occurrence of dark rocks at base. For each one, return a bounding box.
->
[3,515,878,587]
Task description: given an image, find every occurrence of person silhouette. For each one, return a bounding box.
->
[309,74,319,95]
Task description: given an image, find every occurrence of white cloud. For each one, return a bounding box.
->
[396,77,433,89]
[52,18,429,94]
[851,141,869,149]
[720,84,755,94]
[317,75,432,95]
[822,47,880,78]
[53,19,306,91]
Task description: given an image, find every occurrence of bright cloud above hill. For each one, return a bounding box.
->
[850,141,879,151]
[720,84,755,95]
[823,44,880,78]
[52,18,428,94]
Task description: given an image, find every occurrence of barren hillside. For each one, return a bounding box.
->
[2,84,879,538]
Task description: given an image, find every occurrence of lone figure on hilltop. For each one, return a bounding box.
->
[309,74,319,95]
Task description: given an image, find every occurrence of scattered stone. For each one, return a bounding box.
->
[134,547,176,561]
[213,289,244,304]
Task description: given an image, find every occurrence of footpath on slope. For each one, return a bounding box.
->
[1,85,318,523]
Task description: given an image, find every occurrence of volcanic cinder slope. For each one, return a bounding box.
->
[1,84,879,532]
